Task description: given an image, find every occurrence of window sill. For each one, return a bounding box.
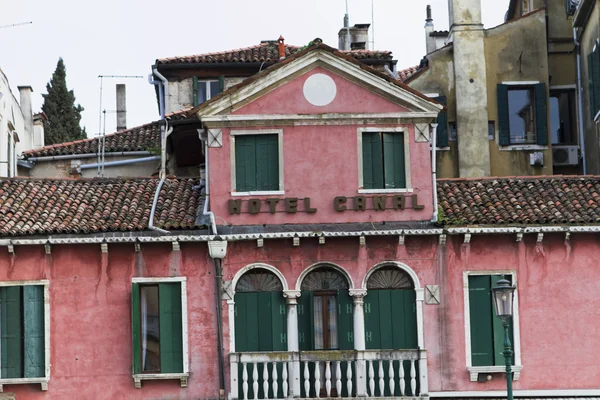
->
[133,373,189,389]
[499,145,548,151]
[436,146,451,151]
[0,377,49,392]
[231,190,284,197]
[358,188,414,194]
[468,365,522,382]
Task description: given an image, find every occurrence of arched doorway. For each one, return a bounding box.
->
[364,264,418,396]
[298,265,354,397]
[234,268,286,399]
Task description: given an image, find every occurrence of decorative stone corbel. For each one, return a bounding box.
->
[7,243,14,255]
[359,236,366,246]
[134,243,141,252]
[565,232,571,242]
[438,234,447,245]
[293,237,300,247]
[101,243,108,253]
[319,236,326,245]
[398,235,405,245]
[257,238,264,248]
[44,243,51,255]
[516,233,523,242]
[172,241,180,252]
[537,233,544,243]
[463,233,472,244]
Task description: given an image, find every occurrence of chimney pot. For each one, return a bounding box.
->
[278,36,285,60]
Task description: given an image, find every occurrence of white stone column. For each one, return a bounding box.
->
[350,289,367,397]
[283,290,301,398]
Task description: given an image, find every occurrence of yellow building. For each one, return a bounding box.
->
[408,0,581,178]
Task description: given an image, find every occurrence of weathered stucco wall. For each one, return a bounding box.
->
[579,1,600,174]
[25,156,159,179]
[484,10,553,176]
[409,47,459,178]
[0,243,217,399]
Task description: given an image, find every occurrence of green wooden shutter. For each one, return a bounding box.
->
[23,285,45,378]
[159,282,183,373]
[362,132,384,189]
[337,290,354,350]
[1,286,23,378]
[298,291,314,351]
[255,134,279,191]
[257,292,274,351]
[497,84,510,146]
[235,135,257,192]
[271,292,287,351]
[383,132,406,189]
[468,276,494,366]
[588,52,596,119]
[132,283,141,374]
[594,48,600,118]
[534,83,548,146]
[193,77,199,107]
[234,293,249,351]
[364,291,380,349]
[218,75,225,92]
[435,96,449,147]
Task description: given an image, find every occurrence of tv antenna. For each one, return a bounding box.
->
[0,21,33,29]
[96,74,143,177]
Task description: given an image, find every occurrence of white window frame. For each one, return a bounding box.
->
[230,129,285,196]
[131,277,189,388]
[199,79,219,102]
[357,127,412,194]
[463,270,522,382]
[0,280,50,392]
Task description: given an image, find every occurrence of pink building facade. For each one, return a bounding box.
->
[0,43,598,400]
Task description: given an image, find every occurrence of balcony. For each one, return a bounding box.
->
[229,349,428,400]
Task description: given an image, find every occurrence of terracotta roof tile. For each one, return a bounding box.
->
[23,108,195,159]
[437,176,600,226]
[398,65,421,81]
[0,178,203,236]
[156,42,393,65]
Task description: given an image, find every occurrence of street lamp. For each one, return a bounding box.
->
[491,278,516,400]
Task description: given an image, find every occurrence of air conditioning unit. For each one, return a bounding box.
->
[552,145,579,166]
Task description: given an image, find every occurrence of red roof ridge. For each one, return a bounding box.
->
[437,174,600,182]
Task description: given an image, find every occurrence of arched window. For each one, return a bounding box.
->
[234,268,287,399]
[364,265,418,396]
[299,266,354,397]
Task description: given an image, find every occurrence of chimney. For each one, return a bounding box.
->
[116,84,127,131]
[448,0,490,177]
[278,36,286,60]
[17,86,33,144]
[425,6,436,55]
[33,112,46,148]
[338,21,371,51]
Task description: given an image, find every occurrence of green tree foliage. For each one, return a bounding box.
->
[41,58,86,144]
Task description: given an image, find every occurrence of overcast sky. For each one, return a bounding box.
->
[1,0,508,142]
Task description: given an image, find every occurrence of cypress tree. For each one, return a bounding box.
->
[41,58,87,145]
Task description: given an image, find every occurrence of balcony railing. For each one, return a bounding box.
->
[229,349,427,400]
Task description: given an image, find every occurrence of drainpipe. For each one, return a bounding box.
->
[208,240,228,400]
[148,66,173,234]
[201,129,218,234]
[574,27,587,174]
[430,123,439,222]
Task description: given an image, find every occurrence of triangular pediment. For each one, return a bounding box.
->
[194,46,442,118]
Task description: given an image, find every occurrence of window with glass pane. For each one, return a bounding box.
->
[508,89,536,144]
[132,282,183,374]
[0,285,46,379]
[550,91,576,145]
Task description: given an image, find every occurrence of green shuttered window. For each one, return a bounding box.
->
[497,83,547,146]
[468,275,514,367]
[362,131,406,190]
[588,48,600,120]
[132,282,184,374]
[0,285,46,379]
[235,134,279,192]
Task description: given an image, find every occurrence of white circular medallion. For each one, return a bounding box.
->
[303,73,337,106]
